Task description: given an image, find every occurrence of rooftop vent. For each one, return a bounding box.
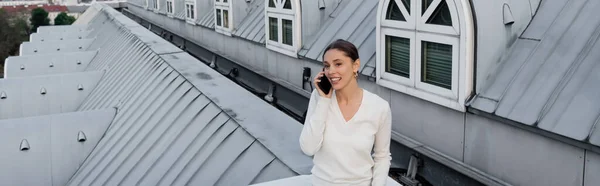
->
[20,139,30,151]
[1,91,6,99]
[77,131,87,142]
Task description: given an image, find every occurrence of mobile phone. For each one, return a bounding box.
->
[318,74,332,95]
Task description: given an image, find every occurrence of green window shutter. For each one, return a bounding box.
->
[385,36,410,78]
[282,19,293,45]
[421,41,452,89]
[269,17,278,42]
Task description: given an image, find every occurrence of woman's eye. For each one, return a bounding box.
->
[336,63,342,66]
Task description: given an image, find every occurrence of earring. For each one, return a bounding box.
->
[354,71,358,78]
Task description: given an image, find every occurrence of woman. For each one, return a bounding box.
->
[299,39,392,186]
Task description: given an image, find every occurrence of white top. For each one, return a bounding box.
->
[299,89,392,186]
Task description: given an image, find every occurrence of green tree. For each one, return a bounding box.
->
[0,9,30,78]
[30,7,50,32]
[54,12,76,25]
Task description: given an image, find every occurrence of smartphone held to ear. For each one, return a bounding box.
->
[318,75,332,95]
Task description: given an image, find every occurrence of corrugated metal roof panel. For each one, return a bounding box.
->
[41,4,313,185]
[298,0,377,77]
[232,0,265,44]
[197,8,215,29]
[470,0,600,147]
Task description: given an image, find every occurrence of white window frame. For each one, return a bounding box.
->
[152,0,159,11]
[376,0,471,112]
[214,0,233,36]
[166,0,174,17]
[185,0,196,24]
[265,0,302,58]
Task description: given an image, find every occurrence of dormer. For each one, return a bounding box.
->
[214,0,233,35]
[376,0,475,111]
[185,0,197,24]
[264,0,301,57]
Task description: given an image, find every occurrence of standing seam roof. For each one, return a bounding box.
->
[298,0,378,77]
[36,4,314,186]
[232,0,265,44]
[469,0,600,148]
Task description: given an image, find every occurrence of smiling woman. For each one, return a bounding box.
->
[299,39,393,186]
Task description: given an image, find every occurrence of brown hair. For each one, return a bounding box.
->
[323,39,360,62]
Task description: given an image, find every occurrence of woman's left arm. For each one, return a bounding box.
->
[371,105,392,186]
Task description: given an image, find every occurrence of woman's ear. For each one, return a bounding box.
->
[353,59,361,72]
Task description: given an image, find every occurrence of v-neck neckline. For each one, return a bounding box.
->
[332,89,366,124]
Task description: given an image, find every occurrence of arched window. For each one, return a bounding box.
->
[215,0,232,35]
[265,0,301,57]
[377,0,473,111]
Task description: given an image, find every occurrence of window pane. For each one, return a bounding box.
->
[223,10,229,28]
[401,0,410,14]
[224,0,227,2]
[269,17,278,41]
[426,0,452,26]
[386,36,410,78]
[186,5,190,17]
[268,0,275,8]
[386,0,405,21]
[422,0,433,16]
[283,0,291,9]
[191,5,194,19]
[421,41,452,89]
[282,19,293,45]
[216,9,222,26]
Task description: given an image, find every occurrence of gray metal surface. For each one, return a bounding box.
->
[465,114,585,186]
[0,71,104,119]
[585,151,600,185]
[232,0,265,43]
[0,108,116,186]
[66,5,89,13]
[36,25,89,33]
[6,4,315,186]
[29,29,92,42]
[297,0,377,77]
[197,7,215,29]
[469,0,600,147]
[174,0,185,19]
[3,51,96,77]
[19,39,94,55]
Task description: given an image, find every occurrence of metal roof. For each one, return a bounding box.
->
[0,109,116,186]
[1,3,312,185]
[174,0,185,20]
[0,71,104,120]
[197,7,215,29]
[297,0,378,77]
[3,51,97,77]
[469,0,600,147]
[232,0,265,44]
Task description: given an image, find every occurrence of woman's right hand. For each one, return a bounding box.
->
[314,71,333,98]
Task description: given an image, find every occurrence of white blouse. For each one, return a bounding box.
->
[299,89,392,186]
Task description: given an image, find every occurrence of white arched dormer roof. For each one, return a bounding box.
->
[265,0,302,58]
[376,0,474,111]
